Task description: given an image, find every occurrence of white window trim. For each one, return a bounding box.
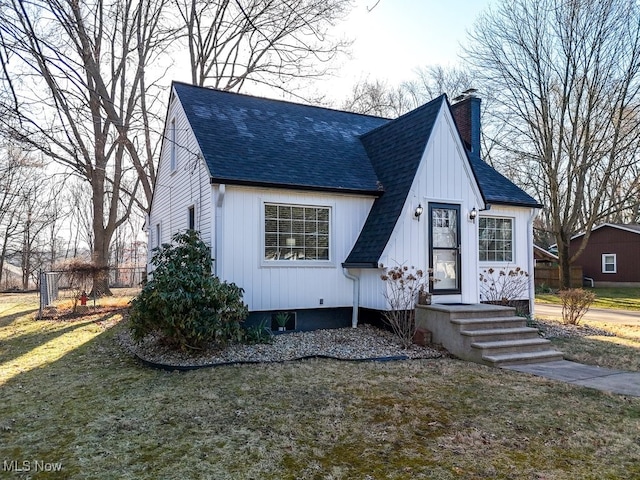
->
[260,201,335,268]
[602,253,617,274]
[188,204,197,231]
[155,222,161,249]
[478,216,515,264]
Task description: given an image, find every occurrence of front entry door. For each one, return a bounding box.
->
[429,203,461,294]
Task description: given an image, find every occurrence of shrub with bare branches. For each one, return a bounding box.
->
[559,288,596,325]
[379,264,426,348]
[55,259,107,312]
[479,267,530,305]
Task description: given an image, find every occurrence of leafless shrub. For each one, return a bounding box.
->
[559,288,596,325]
[380,264,426,348]
[479,267,530,305]
[54,259,107,313]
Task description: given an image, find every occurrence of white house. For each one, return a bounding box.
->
[148,82,541,331]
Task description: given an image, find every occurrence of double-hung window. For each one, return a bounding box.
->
[264,203,330,262]
[479,217,513,262]
[602,254,616,273]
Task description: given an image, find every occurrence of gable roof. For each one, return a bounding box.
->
[172,82,388,195]
[570,223,640,241]
[169,83,542,268]
[534,244,558,262]
[343,96,445,267]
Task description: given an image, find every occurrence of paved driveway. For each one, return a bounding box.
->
[534,303,640,326]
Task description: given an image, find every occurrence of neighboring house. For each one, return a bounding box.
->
[148,82,542,330]
[534,245,558,266]
[569,223,640,286]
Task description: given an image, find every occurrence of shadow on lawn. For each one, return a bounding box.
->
[1,312,640,479]
[0,314,121,377]
[0,315,154,479]
[0,308,39,328]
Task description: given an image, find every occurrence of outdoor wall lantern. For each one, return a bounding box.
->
[469,207,478,222]
[414,204,424,220]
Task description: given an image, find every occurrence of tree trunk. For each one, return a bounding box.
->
[558,243,572,289]
[89,171,113,297]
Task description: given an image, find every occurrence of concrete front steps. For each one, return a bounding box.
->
[416,303,563,367]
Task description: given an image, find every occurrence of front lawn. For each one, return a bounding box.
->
[537,286,640,311]
[1,296,639,479]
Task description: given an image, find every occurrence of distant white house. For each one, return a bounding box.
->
[147,82,541,330]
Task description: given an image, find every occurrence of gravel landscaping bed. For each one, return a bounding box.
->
[118,317,616,369]
[119,324,446,368]
[531,318,615,338]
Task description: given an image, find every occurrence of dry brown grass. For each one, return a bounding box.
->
[1,296,639,479]
[535,316,640,372]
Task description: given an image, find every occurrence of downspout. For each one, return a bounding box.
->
[528,209,537,317]
[342,268,360,328]
[214,184,226,277]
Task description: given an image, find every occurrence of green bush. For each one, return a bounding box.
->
[129,230,248,350]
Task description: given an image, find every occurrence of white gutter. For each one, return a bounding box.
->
[528,209,537,317]
[214,184,226,277]
[342,268,360,328]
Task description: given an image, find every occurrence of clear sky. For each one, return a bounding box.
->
[318,0,494,100]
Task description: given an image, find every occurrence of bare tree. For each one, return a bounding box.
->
[0,0,172,294]
[0,147,30,287]
[341,78,412,117]
[466,0,640,287]
[176,0,352,92]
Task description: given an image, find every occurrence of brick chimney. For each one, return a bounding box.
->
[450,91,481,156]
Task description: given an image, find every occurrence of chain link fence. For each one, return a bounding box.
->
[38,267,145,317]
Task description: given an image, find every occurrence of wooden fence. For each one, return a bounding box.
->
[534,265,583,289]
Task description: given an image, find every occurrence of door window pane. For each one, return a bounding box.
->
[433,249,459,290]
[432,208,458,248]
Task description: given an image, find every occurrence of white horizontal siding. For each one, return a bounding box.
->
[148,93,213,266]
[218,185,374,312]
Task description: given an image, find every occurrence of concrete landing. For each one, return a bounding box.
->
[504,360,640,397]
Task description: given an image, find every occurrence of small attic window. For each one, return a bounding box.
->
[188,205,195,230]
[170,118,177,171]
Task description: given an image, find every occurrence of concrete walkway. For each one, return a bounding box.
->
[505,304,640,396]
[504,360,640,397]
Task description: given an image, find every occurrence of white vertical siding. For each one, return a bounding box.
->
[218,185,374,311]
[477,205,535,301]
[359,103,485,310]
[147,93,213,266]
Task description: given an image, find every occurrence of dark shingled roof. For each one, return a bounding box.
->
[171,82,542,268]
[173,82,388,194]
[467,153,542,208]
[343,96,445,267]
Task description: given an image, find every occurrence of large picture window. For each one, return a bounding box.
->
[479,217,513,262]
[264,204,330,261]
